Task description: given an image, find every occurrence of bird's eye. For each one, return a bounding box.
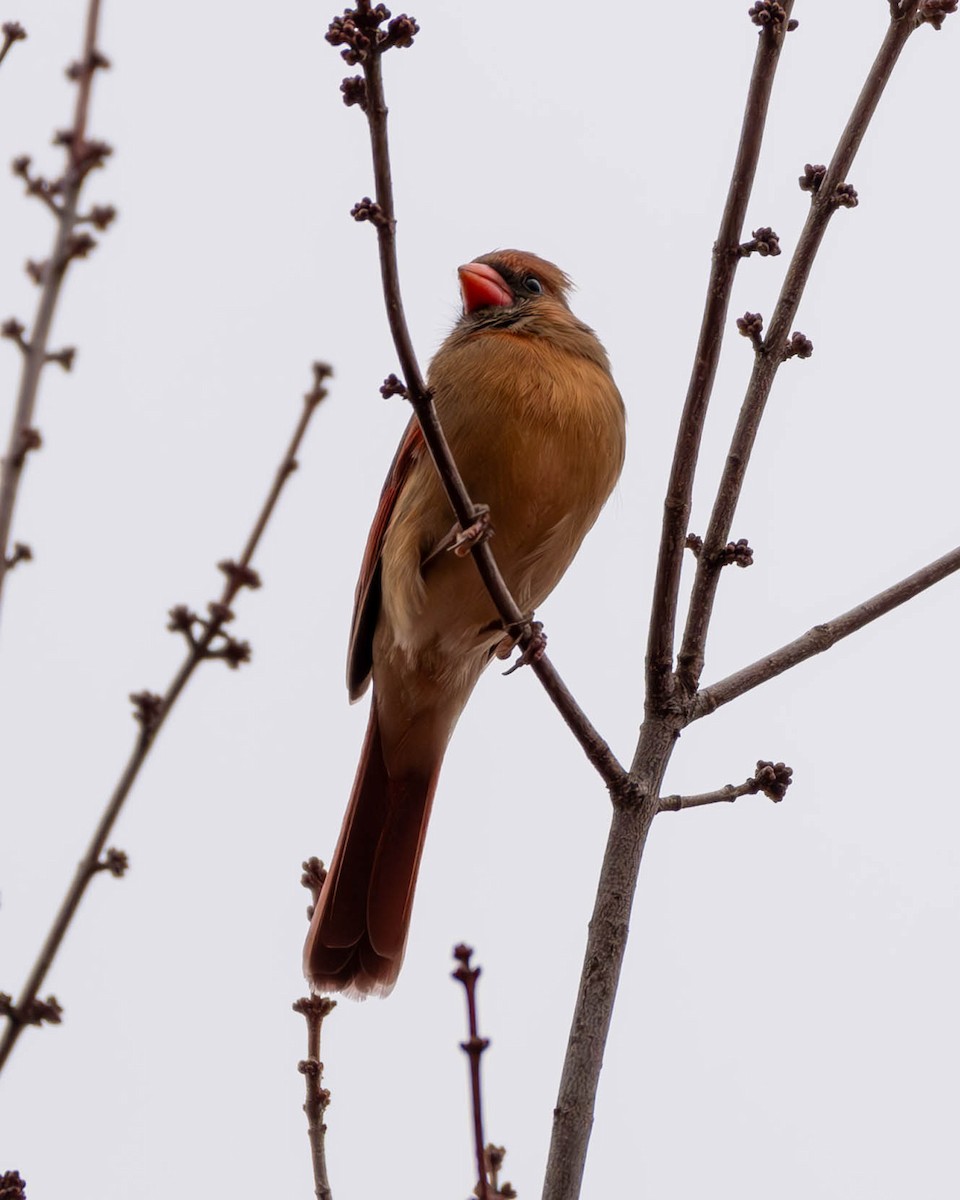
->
[523,276,543,295]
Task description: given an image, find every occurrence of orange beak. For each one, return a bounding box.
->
[458,261,514,314]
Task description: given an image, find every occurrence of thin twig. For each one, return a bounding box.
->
[294,994,337,1200]
[646,0,795,709]
[659,760,793,812]
[328,4,625,787]
[693,543,960,720]
[676,1,923,695]
[659,780,759,811]
[453,946,492,1200]
[0,0,110,626]
[0,21,27,69]
[0,367,330,1074]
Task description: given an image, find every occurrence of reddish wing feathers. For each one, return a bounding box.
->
[347,418,426,700]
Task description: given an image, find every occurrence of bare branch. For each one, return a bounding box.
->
[0,0,112,626]
[645,0,795,709]
[330,6,625,787]
[294,995,336,1200]
[0,369,329,1075]
[693,544,960,720]
[676,2,923,695]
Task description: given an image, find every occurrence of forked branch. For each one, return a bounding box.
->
[676,0,926,695]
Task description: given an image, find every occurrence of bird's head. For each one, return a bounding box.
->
[447,248,609,371]
[457,250,574,329]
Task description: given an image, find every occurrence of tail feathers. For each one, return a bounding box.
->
[304,701,440,998]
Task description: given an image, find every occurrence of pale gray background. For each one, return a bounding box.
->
[1,2,958,1197]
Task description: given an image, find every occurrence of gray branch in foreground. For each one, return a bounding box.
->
[693,543,960,720]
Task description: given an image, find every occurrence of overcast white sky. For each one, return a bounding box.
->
[1,2,958,1197]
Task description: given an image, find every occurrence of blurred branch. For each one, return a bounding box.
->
[327,2,624,787]
[646,0,796,708]
[676,0,925,695]
[0,21,26,69]
[0,0,113,627]
[0,366,330,1075]
[693,544,960,720]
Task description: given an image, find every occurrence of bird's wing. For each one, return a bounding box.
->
[347,417,426,700]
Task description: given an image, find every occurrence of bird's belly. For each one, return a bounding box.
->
[380,442,603,684]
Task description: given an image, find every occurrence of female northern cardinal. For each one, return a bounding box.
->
[304,250,625,997]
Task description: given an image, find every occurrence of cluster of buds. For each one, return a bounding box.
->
[833,182,859,209]
[0,1170,27,1200]
[326,4,419,66]
[736,310,765,350]
[64,47,110,80]
[129,690,164,733]
[483,1145,518,1200]
[0,992,63,1027]
[798,162,827,193]
[719,538,754,568]
[4,542,32,571]
[739,226,781,257]
[380,372,408,399]
[167,601,252,669]
[785,331,814,359]
[340,75,368,110]
[917,0,957,30]
[747,2,799,31]
[799,163,858,209]
[753,760,794,802]
[52,127,113,182]
[1,317,28,352]
[96,848,129,878]
[350,195,388,227]
[1,20,26,46]
[10,426,41,469]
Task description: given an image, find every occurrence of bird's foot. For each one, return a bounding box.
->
[450,505,493,557]
[502,620,547,676]
[422,506,493,569]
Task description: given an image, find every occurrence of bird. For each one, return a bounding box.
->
[304,249,626,997]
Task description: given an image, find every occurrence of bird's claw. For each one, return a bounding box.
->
[451,505,492,557]
[422,506,493,570]
[502,621,546,676]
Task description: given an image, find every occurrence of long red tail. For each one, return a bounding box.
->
[304,699,441,998]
